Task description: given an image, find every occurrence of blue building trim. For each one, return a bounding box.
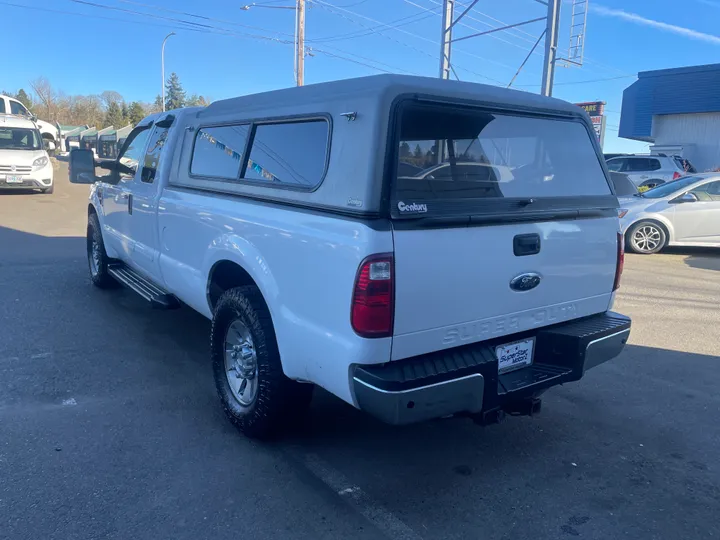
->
[619,63,720,141]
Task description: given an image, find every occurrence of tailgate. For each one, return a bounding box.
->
[391,218,616,359]
[389,99,619,360]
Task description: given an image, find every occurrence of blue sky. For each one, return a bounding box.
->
[3,0,720,152]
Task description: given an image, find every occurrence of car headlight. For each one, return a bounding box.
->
[618,209,628,219]
[32,156,49,170]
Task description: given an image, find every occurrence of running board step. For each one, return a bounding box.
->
[108,264,180,310]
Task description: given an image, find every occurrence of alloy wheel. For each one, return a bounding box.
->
[632,225,662,253]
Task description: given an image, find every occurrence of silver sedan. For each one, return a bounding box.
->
[619,174,720,254]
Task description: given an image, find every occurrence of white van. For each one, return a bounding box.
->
[0,115,54,194]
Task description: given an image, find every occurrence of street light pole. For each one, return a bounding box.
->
[161,32,176,112]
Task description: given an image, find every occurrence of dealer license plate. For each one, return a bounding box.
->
[496,338,535,374]
[5,175,23,183]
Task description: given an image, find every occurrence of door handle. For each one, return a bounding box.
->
[128,193,133,215]
[513,233,541,256]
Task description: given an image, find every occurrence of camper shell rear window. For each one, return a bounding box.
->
[391,101,613,219]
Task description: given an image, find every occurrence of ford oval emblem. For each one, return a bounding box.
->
[510,272,541,292]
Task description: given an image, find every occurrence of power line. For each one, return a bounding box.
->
[311,0,516,74]
[450,0,629,76]
[516,74,636,86]
[0,1,222,34]
[309,10,438,43]
[412,0,629,78]
[407,0,546,60]
[77,0,297,39]
[313,49,395,73]
[2,0,422,83]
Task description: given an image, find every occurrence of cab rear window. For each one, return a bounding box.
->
[393,102,611,213]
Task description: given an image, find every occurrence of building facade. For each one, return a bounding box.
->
[619,63,720,172]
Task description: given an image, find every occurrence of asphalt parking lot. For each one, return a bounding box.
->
[1,163,719,540]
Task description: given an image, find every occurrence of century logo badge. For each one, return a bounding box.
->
[510,272,542,292]
[397,201,428,213]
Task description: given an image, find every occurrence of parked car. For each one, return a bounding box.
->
[68,75,630,439]
[619,174,720,254]
[606,154,697,190]
[609,171,639,202]
[0,114,54,193]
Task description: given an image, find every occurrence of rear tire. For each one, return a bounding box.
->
[87,213,117,288]
[211,286,313,440]
[627,221,667,254]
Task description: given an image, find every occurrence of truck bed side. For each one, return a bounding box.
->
[156,188,393,404]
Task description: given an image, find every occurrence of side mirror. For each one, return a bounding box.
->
[69,149,98,184]
[44,140,56,151]
[674,192,698,204]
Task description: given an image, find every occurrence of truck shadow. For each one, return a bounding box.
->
[276,344,720,538]
[663,246,720,272]
[0,225,85,264]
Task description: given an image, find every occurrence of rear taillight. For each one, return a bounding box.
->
[613,232,625,291]
[673,171,682,180]
[351,254,394,338]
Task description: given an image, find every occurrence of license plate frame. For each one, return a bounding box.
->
[5,175,23,184]
[496,338,535,374]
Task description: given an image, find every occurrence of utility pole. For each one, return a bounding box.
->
[540,0,561,97]
[438,0,454,80]
[296,0,306,86]
[242,2,304,86]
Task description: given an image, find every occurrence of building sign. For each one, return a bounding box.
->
[575,101,606,147]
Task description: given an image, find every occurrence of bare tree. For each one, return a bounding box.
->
[100,90,123,109]
[30,77,57,120]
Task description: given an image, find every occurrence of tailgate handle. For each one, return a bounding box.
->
[513,234,541,256]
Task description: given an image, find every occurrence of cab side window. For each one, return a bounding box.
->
[140,126,170,183]
[10,100,29,116]
[0,100,5,113]
[117,128,151,182]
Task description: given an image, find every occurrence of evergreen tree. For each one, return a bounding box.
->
[164,72,186,111]
[151,95,163,113]
[121,102,129,124]
[15,89,33,110]
[399,142,411,159]
[186,94,210,107]
[413,144,424,161]
[127,101,146,125]
[104,101,124,129]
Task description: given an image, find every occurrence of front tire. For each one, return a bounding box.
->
[87,213,117,288]
[211,286,313,439]
[627,221,667,254]
[42,184,54,194]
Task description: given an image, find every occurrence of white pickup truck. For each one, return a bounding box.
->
[69,75,631,439]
